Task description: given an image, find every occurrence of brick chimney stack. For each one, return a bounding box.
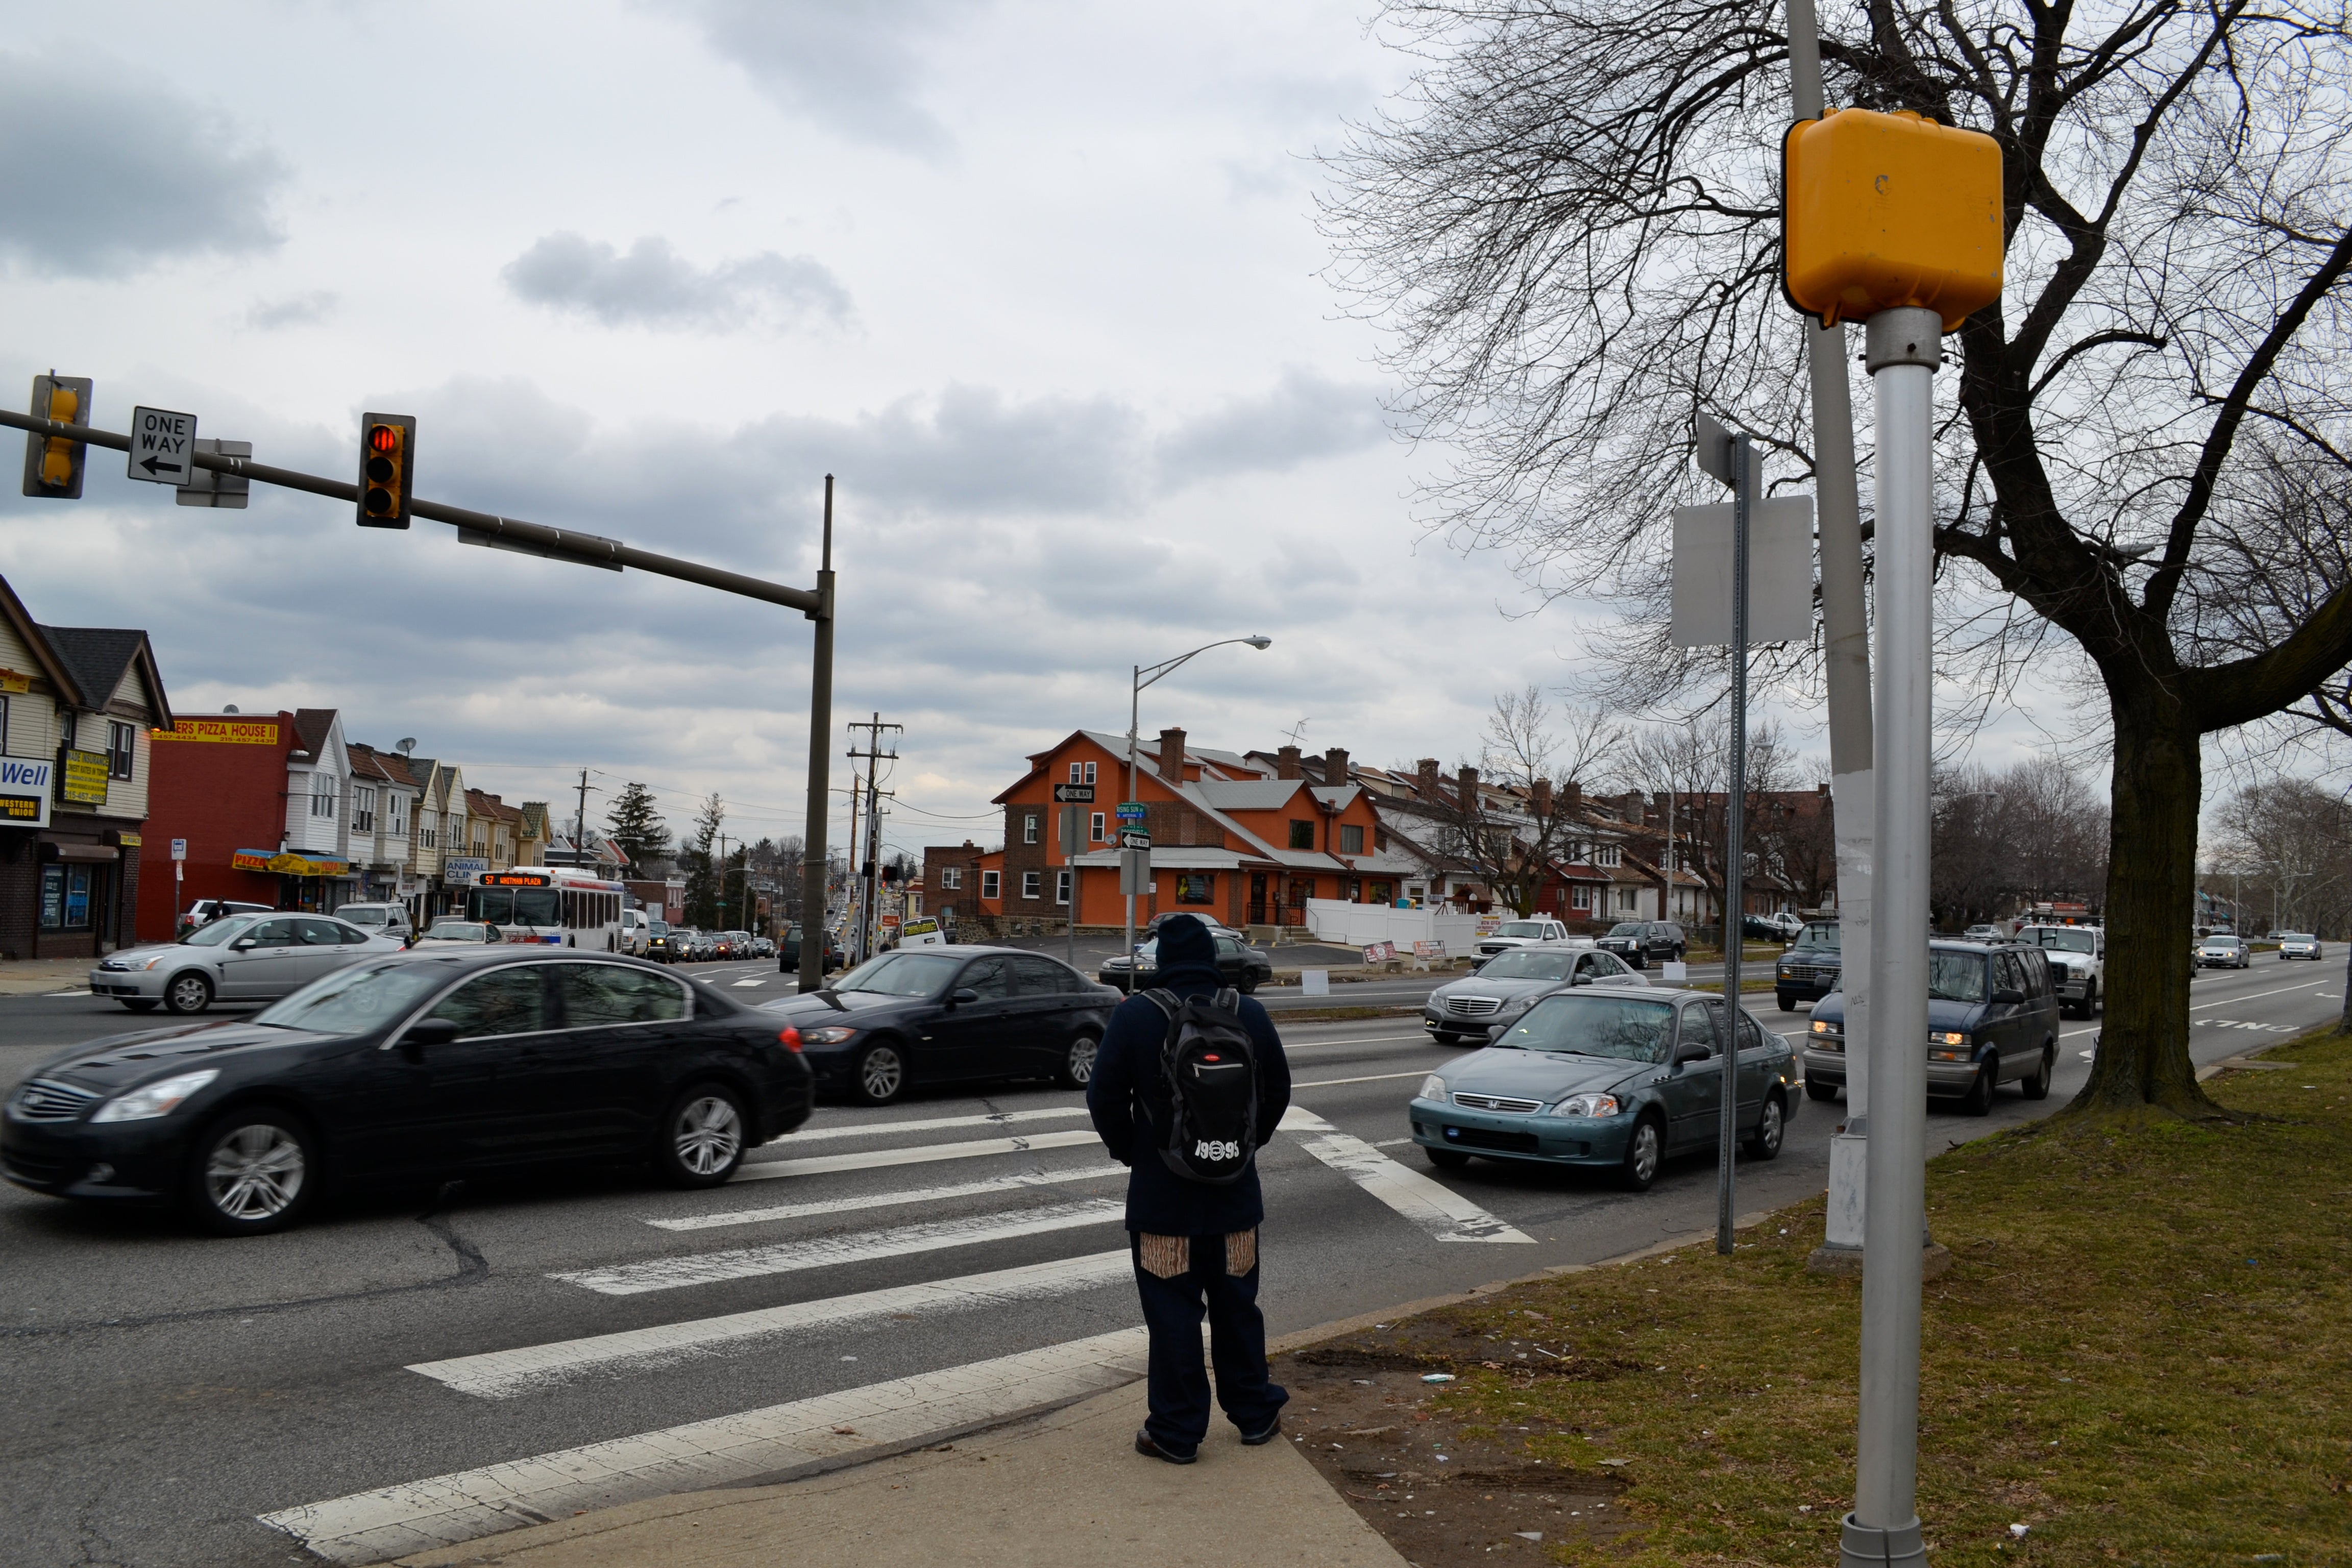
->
[1157,727,1188,782]
[1457,765,1479,812]
[1564,780,1583,813]
[1530,778,1553,817]
[1277,745,1301,780]
[1416,758,1441,800]
[1322,747,1350,786]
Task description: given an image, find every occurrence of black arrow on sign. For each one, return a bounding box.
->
[139,456,184,476]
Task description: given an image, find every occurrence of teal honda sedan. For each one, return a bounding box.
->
[1408,987,1799,1192]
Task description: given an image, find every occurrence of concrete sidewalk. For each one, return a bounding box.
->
[0,958,94,996]
[393,1379,1409,1568]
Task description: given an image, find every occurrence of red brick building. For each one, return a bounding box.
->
[136,712,323,939]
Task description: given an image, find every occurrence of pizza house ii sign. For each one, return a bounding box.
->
[154,719,280,745]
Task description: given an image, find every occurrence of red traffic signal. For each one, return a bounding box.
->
[356,412,415,528]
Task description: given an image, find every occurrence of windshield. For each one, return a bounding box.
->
[1794,924,1840,951]
[181,915,261,948]
[1928,950,1988,1003]
[2027,927,2095,953]
[2281,932,2314,942]
[2203,936,2242,947]
[253,960,454,1034]
[1493,994,1675,1061]
[424,921,492,941]
[1497,921,1548,939]
[1605,922,1645,937]
[650,921,669,935]
[1475,949,1580,981]
[339,907,386,926]
[467,886,560,926]
[834,951,963,998]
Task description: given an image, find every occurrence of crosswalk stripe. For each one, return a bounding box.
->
[732,1128,1104,1182]
[653,1164,1126,1230]
[1280,1105,1532,1243]
[553,1199,1126,1295]
[262,1328,1149,1564]
[764,1106,1092,1146]
[730,978,766,987]
[410,1251,1133,1399]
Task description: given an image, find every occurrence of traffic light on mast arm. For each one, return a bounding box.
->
[357,412,416,528]
[20,374,93,499]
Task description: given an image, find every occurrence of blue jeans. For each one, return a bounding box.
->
[1131,1230,1288,1455]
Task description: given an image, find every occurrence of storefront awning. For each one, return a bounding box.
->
[44,842,119,863]
[232,849,352,877]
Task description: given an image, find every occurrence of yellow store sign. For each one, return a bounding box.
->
[60,749,108,804]
[156,718,280,745]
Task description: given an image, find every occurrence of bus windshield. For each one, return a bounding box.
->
[467,886,561,926]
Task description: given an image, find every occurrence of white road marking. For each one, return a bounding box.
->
[1279,1105,1532,1243]
[769,1106,1092,1146]
[262,1329,1150,1563]
[2191,978,2329,1011]
[410,1252,1132,1399]
[733,1129,1105,1182]
[552,1199,1125,1295]
[731,978,767,988]
[1292,1070,1432,1089]
[651,1165,1126,1230]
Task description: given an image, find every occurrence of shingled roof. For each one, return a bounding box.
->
[33,624,172,730]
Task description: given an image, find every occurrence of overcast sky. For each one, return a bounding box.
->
[0,1,2105,863]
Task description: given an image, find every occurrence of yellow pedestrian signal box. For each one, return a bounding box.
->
[1782,108,2002,330]
[21,374,94,499]
[357,412,415,528]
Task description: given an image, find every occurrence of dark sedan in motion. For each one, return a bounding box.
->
[765,945,1119,1105]
[1098,929,1272,994]
[2,950,812,1235]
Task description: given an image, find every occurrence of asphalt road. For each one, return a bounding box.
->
[0,956,2338,1566]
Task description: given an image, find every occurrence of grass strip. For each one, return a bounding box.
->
[1373,1027,2352,1564]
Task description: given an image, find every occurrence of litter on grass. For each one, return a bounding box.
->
[1421,1372,1456,1383]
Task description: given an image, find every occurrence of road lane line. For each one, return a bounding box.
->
[1292,1070,1430,1089]
[410,1252,1133,1399]
[733,1129,1104,1182]
[1279,1105,1532,1243]
[652,1165,1127,1230]
[552,1199,1126,1295]
[730,978,767,987]
[262,1329,1150,1563]
[762,1107,1092,1146]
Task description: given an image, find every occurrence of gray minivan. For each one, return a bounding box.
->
[1799,940,2060,1114]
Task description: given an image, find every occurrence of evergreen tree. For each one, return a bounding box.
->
[684,792,726,927]
[603,782,672,868]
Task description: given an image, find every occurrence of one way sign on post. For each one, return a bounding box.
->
[127,406,197,485]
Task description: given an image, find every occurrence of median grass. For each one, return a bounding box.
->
[1378,1027,2352,1565]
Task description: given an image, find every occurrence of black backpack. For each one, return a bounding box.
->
[1138,987,1260,1185]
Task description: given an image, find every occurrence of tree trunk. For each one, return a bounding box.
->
[2069,687,2220,1117]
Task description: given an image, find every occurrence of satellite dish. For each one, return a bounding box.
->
[223,703,240,714]
[396,738,416,755]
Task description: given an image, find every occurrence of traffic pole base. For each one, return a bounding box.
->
[1841,1512,1927,1567]
[1805,1241,1953,1281]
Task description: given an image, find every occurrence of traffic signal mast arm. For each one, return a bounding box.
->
[0,405,823,618]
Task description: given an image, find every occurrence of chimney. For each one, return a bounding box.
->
[1530,778,1553,817]
[1564,780,1583,813]
[1157,727,1187,782]
[1416,758,1441,800]
[1322,747,1350,786]
[1277,745,1301,780]
[1456,765,1479,812]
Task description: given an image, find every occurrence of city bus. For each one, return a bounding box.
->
[463,867,630,950]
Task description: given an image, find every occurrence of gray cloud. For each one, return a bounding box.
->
[244,291,336,330]
[669,0,968,156]
[1155,369,1388,482]
[0,46,285,278]
[503,233,851,330]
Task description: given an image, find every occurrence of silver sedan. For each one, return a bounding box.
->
[88,913,409,1015]
[1423,943,1646,1044]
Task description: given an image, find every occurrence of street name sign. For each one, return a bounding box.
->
[1116,801,1146,824]
[127,406,198,485]
[1052,783,1095,803]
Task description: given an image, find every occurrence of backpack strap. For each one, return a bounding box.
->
[1138,987,1181,1022]
[1216,986,1240,1012]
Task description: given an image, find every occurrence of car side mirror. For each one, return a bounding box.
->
[401,1017,458,1058]
[1993,986,2026,1004]
[950,987,979,1006]
[1570,974,1591,987]
[230,937,258,951]
[1674,1042,1712,1066]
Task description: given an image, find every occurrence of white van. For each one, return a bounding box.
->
[619,907,652,957]
[333,902,415,945]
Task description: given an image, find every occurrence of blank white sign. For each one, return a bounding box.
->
[1670,497,1815,647]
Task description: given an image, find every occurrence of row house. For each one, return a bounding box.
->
[0,574,172,959]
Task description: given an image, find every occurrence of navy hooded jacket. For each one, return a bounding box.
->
[1086,915,1291,1236]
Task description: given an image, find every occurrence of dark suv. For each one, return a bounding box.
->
[1596,921,1686,969]
[1800,940,2060,1114]
[1774,921,1843,1010]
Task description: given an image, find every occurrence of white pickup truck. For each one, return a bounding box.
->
[1473,917,1586,962]
[2018,923,2103,1018]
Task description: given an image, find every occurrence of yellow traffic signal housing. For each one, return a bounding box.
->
[20,375,93,499]
[357,412,415,528]
[1782,108,2003,330]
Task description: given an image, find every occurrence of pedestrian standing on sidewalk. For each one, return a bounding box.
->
[1087,913,1292,1463]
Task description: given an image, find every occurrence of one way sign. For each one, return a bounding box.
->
[127,406,198,485]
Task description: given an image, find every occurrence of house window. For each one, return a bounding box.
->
[354,787,376,832]
[1023,814,1038,844]
[1339,823,1364,855]
[1069,763,1082,784]
[982,869,1000,900]
[419,812,436,849]
[1084,762,1096,785]
[1572,885,1590,910]
[389,795,407,837]
[107,721,134,779]
[1022,870,1041,899]
[1055,869,1071,905]
[1621,888,1638,912]
[1287,819,1314,849]
[311,777,336,818]
[0,695,9,752]
[1596,844,1622,868]
[1090,811,1106,842]
[941,866,963,891]
[58,709,76,750]
[1177,873,1214,904]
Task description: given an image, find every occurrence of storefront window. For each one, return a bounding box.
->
[1176,874,1214,904]
[40,865,93,931]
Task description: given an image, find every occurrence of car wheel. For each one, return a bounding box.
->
[1777,992,1796,1012]
[1617,1115,1664,1191]
[2020,1044,2054,1101]
[186,1109,316,1235]
[119,998,158,1013]
[1425,1146,1471,1170]
[853,1040,908,1106]
[2085,979,2099,1018]
[163,971,213,1015]
[655,1084,748,1187]
[1058,1033,1100,1090]
[1804,1077,1840,1102]
[1744,1092,1785,1160]
[1961,1056,1998,1116]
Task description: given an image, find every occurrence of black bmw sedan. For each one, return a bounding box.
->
[1,950,812,1236]
[763,945,1118,1105]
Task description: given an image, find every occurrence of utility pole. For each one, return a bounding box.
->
[796,477,837,994]
[845,713,901,963]
[575,768,595,864]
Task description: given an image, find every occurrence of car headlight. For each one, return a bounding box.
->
[801,1025,858,1045]
[136,954,173,971]
[1810,1019,1836,1035]
[1552,1092,1620,1118]
[1418,1074,1448,1100]
[91,1069,219,1123]
[1932,1031,1967,1046]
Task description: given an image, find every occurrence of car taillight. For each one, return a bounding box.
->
[778,1027,803,1052]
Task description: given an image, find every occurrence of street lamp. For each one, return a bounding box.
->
[1123,636,1273,974]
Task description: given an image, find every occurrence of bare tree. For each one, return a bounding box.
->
[1413,689,1627,914]
[2203,779,2352,936]
[1324,0,2352,1117]
[1931,756,2109,927]
[1621,716,1800,921]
